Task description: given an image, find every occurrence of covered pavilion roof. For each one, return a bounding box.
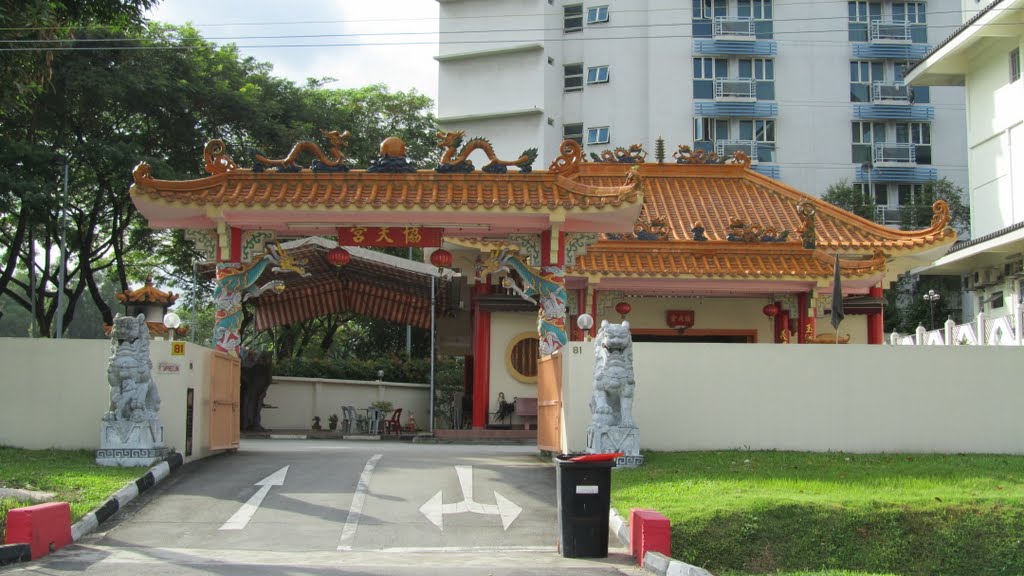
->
[243,237,460,332]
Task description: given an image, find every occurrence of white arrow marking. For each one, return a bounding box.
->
[219,465,289,530]
[418,465,522,531]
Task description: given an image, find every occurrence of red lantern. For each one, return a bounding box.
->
[430,248,453,269]
[762,303,780,317]
[615,301,632,317]
[326,247,351,267]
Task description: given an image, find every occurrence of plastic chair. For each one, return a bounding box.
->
[383,408,403,435]
[365,408,381,435]
[341,405,357,434]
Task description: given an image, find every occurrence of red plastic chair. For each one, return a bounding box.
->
[383,408,403,435]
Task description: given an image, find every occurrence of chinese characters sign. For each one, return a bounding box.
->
[665,310,695,329]
[336,226,442,247]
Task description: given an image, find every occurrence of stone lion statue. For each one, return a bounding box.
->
[589,320,635,428]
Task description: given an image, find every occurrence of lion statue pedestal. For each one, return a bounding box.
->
[585,321,644,468]
[96,313,168,467]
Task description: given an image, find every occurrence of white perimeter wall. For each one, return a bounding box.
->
[0,337,217,462]
[263,377,429,431]
[561,341,1024,454]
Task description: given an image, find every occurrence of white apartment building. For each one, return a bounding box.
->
[907,0,1023,322]
[437,0,969,222]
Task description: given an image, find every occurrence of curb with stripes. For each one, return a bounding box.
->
[70,452,185,542]
[609,507,713,576]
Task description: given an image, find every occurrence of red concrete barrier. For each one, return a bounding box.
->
[629,508,671,566]
[5,502,73,559]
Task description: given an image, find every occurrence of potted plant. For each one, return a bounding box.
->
[328,414,339,431]
[312,416,322,431]
[371,400,393,414]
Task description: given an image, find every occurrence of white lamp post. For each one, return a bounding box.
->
[576,313,594,341]
[163,312,181,341]
[922,289,940,330]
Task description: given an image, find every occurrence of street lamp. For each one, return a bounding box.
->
[922,289,940,329]
[163,312,181,341]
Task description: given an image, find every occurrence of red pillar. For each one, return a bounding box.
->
[471,282,491,429]
[867,286,884,344]
[798,292,816,343]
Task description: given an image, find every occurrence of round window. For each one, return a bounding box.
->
[506,332,539,384]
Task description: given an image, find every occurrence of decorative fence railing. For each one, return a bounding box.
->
[890,313,1023,346]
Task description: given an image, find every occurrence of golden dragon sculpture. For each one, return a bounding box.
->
[251,129,350,172]
[435,131,538,174]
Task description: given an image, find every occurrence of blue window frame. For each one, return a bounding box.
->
[587,126,610,145]
[587,66,610,84]
[587,6,609,24]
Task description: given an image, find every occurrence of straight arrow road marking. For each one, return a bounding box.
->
[219,465,289,531]
[419,465,522,531]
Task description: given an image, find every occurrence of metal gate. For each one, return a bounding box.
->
[536,353,562,452]
[209,351,240,450]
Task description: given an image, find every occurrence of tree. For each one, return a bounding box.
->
[1,21,438,345]
[897,178,970,237]
[0,0,155,115]
[820,179,875,221]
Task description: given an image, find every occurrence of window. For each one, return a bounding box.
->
[739,58,775,99]
[737,0,772,19]
[739,120,776,162]
[563,123,584,145]
[587,5,609,24]
[1012,48,1021,83]
[694,118,729,142]
[586,126,610,145]
[693,57,727,99]
[564,63,583,91]
[564,4,583,32]
[895,122,930,164]
[852,121,885,164]
[850,60,884,102]
[506,333,539,383]
[848,0,881,42]
[587,65,610,84]
[695,0,726,19]
[893,2,926,23]
[990,291,1005,309]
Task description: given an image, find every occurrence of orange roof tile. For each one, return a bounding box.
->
[115,277,179,305]
[569,242,887,279]
[572,163,955,254]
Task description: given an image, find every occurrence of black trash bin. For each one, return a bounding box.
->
[555,454,618,558]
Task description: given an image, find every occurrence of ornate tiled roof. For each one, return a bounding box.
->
[115,277,179,305]
[572,163,955,253]
[570,242,887,279]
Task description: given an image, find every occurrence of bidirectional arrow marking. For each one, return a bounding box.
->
[219,465,289,530]
[419,465,522,531]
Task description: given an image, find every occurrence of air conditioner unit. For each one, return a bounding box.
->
[977,267,1003,288]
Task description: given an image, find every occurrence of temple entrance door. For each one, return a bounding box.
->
[536,353,563,452]
[210,351,241,450]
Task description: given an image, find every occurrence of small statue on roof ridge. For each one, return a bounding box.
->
[250,129,350,173]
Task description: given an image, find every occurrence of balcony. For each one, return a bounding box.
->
[874,142,916,165]
[854,164,937,184]
[873,82,911,104]
[715,78,756,101]
[715,140,757,162]
[694,100,777,118]
[853,83,935,120]
[870,20,911,43]
[714,17,756,40]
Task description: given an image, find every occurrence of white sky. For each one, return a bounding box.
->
[146,0,440,106]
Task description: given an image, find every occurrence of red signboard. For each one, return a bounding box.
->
[666,310,695,329]
[336,226,442,248]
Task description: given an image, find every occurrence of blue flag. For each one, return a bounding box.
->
[831,255,845,330]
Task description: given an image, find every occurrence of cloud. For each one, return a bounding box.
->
[146,0,438,104]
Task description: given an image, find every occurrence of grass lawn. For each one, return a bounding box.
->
[0,446,148,542]
[611,451,1024,576]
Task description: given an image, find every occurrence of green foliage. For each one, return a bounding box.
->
[613,451,1024,576]
[275,354,459,384]
[821,180,875,221]
[1,19,437,340]
[896,178,970,236]
[433,358,466,429]
[0,446,147,541]
[371,400,394,414]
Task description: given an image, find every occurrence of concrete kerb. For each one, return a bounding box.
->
[608,507,714,576]
[70,452,185,542]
